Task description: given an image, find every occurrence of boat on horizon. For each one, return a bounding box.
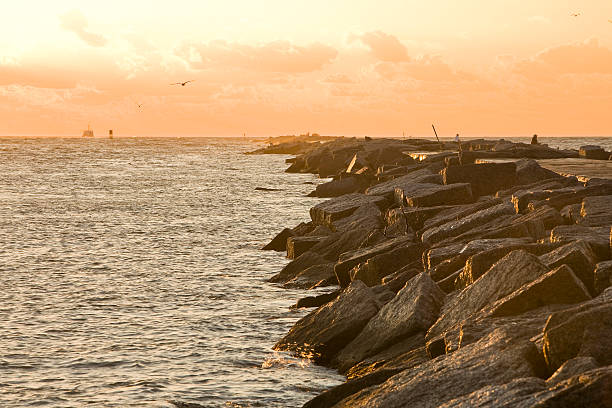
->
[82,124,94,138]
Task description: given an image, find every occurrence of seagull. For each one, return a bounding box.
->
[571,12,581,17]
[135,102,143,109]
[170,80,195,86]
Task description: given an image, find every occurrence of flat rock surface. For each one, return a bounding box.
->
[537,158,612,180]
[310,193,387,229]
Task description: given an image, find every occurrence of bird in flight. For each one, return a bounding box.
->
[170,80,195,86]
[135,102,143,109]
[571,12,581,17]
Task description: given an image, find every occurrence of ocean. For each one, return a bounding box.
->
[0,136,610,407]
[0,137,343,408]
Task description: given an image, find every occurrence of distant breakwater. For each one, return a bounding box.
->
[252,136,612,407]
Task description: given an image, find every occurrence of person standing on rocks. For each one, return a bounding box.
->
[531,134,539,145]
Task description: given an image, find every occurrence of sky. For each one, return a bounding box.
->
[1,0,612,137]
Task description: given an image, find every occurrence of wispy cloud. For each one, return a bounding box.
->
[59,10,107,47]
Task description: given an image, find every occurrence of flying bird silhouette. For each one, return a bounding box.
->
[135,102,143,109]
[571,12,581,17]
[170,80,195,86]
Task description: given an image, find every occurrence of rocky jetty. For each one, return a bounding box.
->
[255,137,612,407]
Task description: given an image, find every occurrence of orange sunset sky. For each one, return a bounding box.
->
[1,0,611,137]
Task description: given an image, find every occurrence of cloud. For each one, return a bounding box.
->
[321,73,355,84]
[514,39,612,79]
[59,10,107,47]
[177,40,338,73]
[352,31,410,62]
[375,55,476,82]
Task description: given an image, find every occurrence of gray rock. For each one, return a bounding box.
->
[427,250,549,340]
[420,198,502,232]
[594,260,612,295]
[579,195,612,227]
[560,203,582,224]
[539,240,599,294]
[515,159,563,185]
[546,356,599,384]
[262,227,294,251]
[283,263,336,289]
[579,145,609,160]
[531,366,612,407]
[309,175,368,198]
[349,244,424,287]
[290,290,340,309]
[269,251,328,283]
[437,377,547,408]
[274,280,380,364]
[441,162,517,197]
[334,238,419,287]
[421,202,515,244]
[489,265,591,317]
[404,183,474,207]
[550,225,611,260]
[286,236,324,259]
[383,207,412,238]
[310,193,387,230]
[332,326,541,408]
[365,169,441,198]
[543,302,612,373]
[335,273,444,372]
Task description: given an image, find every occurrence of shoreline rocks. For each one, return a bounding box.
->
[253,136,612,407]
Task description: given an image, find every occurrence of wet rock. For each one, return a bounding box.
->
[427,250,549,340]
[542,302,612,373]
[274,280,380,364]
[421,202,515,244]
[550,225,611,260]
[404,183,474,207]
[579,145,609,160]
[334,238,419,287]
[579,195,612,227]
[291,289,341,309]
[539,240,598,294]
[283,263,336,289]
[292,221,316,236]
[594,260,612,295]
[286,236,324,259]
[335,273,444,372]
[546,356,599,384]
[310,193,387,230]
[489,265,591,317]
[333,326,541,408]
[269,251,328,283]
[441,162,516,197]
[262,228,294,251]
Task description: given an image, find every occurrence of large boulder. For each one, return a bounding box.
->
[489,265,591,317]
[539,240,598,294]
[594,260,612,295]
[404,183,474,207]
[286,236,324,259]
[543,302,612,373]
[274,280,380,364]
[550,225,611,260]
[427,250,549,340]
[334,238,419,287]
[515,159,563,185]
[349,244,423,287]
[310,193,387,231]
[282,263,336,289]
[309,175,369,198]
[579,195,612,227]
[268,251,328,283]
[441,162,516,197]
[421,202,515,244]
[579,145,609,160]
[365,169,441,198]
[335,273,444,372]
[261,227,294,251]
[332,326,542,408]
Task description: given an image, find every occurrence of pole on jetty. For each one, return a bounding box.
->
[431,124,443,150]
